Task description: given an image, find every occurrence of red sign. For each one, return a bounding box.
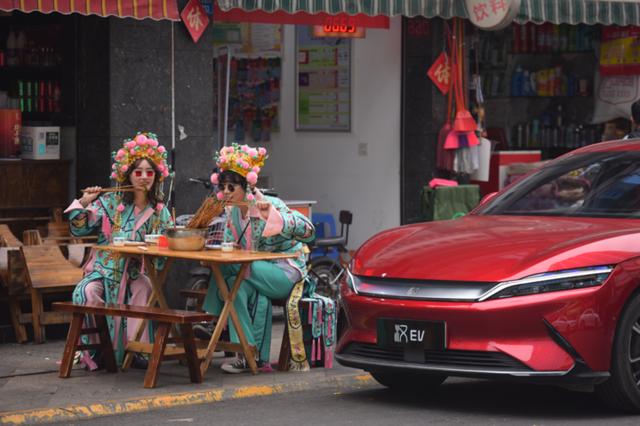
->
[313,16,366,38]
[213,3,389,29]
[181,0,209,44]
[427,52,452,95]
[600,26,640,76]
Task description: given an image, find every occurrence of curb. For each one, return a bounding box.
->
[0,373,375,425]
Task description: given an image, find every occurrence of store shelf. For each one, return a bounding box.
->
[508,51,595,56]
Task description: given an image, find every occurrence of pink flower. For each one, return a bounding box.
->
[130,149,136,155]
[246,171,258,185]
[258,147,267,156]
[155,202,164,212]
[248,148,258,157]
[121,165,129,172]
[246,193,255,202]
[147,148,154,155]
[252,166,261,173]
[216,191,224,201]
[135,134,147,145]
[158,146,166,153]
[162,170,169,178]
[210,173,219,184]
[219,156,227,164]
[117,149,126,157]
[112,164,117,170]
[148,139,158,147]
[241,145,250,153]
[157,164,165,172]
[125,141,136,149]
[110,172,117,179]
[116,203,125,212]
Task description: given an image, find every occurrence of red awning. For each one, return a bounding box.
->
[0,0,180,20]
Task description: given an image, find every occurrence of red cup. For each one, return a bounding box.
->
[158,235,169,249]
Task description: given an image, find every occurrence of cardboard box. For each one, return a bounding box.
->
[21,126,60,160]
[0,109,22,158]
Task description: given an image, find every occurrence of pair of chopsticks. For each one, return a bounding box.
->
[81,185,136,193]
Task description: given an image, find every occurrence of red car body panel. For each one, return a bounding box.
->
[337,140,640,380]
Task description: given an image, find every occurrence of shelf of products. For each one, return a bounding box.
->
[0,16,74,126]
[473,22,600,160]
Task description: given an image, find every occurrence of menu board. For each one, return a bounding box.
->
[295,26,351,132]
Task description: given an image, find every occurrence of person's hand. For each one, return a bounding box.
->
[256,200,271,221]
[80,186,102,207]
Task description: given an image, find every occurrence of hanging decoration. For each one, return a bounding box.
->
[181,0,210,44]
[427,52,452,95]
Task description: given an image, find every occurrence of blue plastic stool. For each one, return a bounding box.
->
[311,213,338,260]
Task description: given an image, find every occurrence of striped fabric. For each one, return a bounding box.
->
[0,0,180,20]
[218,0,640,26]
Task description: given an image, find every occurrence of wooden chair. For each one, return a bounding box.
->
[19,245,83,343]
[0,227,28,343]
[53,302,215,388]
[23,229,44,246]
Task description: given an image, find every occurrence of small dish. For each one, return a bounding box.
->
[124,241,145,246]
[205,244,221,250]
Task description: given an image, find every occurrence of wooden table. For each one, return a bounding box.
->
[98,244,296,375]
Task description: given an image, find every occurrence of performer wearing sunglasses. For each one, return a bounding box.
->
[203,143,315,373]
[64,132,174,369]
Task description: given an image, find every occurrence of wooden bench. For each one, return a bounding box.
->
[20,245,84,343]
[0,226,27,342]
[53,302,216,388]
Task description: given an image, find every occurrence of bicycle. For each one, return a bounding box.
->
[307,210,353,301]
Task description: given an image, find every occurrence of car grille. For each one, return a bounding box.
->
[342,343,530,371]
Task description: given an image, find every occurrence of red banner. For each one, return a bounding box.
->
[213,2,389,29]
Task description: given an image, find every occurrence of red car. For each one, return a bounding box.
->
[336,139,640,412]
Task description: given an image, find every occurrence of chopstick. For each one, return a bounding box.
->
[82,185,135,193]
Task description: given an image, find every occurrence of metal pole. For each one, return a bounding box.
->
[170,21,176,209]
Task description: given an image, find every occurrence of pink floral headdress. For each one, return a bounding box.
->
[110,132,171,183]
[210,143,267,201]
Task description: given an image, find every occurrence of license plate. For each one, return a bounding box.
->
[377,319,446,350]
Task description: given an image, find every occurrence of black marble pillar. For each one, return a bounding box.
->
[401,17,448,224]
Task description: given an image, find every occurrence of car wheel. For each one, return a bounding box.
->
[597,292,640,412]
[308,257,343,300]
[370,371,447,392]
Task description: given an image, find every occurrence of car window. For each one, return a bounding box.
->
[480,151,640,218]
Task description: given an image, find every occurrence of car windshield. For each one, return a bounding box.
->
[479,151,640,218]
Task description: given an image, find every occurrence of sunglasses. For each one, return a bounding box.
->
[133,169,155,178]
[220,183,240,192]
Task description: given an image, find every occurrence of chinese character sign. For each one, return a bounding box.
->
[181,0,209,44]
[465,0,520,31]
[427,52,451,95]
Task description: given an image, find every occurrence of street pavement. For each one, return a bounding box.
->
[58,377,640,426]
[0,319,373,425]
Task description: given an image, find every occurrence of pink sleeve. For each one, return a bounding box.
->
[64,199,85,213]
[261,205,284,237]
[64,199,99,223]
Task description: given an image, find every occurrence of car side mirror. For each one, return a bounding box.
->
[480,192,498,205]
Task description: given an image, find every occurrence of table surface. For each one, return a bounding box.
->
[98,244,297,262]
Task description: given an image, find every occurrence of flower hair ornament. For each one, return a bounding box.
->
[109,132,172,230]
[210,143,267,202]
[110,132,171,183]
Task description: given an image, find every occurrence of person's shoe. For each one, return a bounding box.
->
[131,354,149,370]
[193,322,214,340]
[220,356,265,374]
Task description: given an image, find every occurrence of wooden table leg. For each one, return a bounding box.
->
[200,263,258,375]
[59,313,84,378]
[95,314,118,373]
[123,256,174,370]
[179,323,202,383]
[144,322,170,389]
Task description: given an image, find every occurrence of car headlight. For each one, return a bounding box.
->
[479,266,614,301]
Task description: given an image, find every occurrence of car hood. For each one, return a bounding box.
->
[353,215,640,282]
